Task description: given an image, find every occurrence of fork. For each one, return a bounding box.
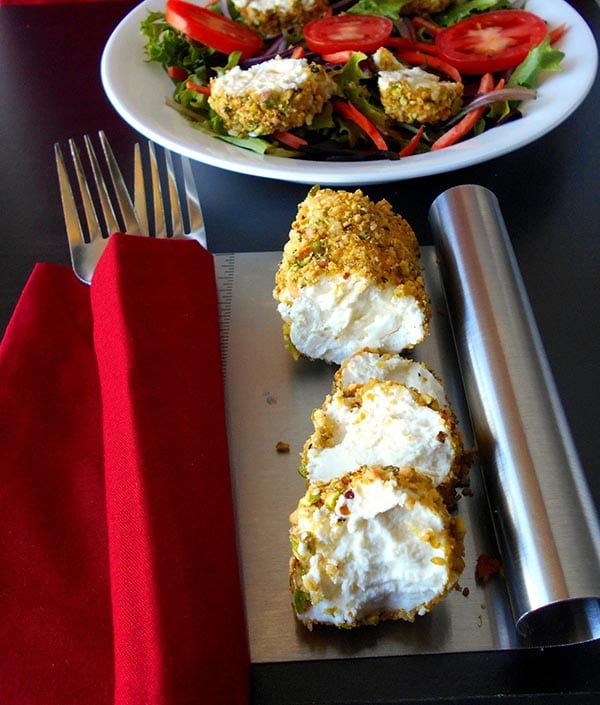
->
[55,131,207,284]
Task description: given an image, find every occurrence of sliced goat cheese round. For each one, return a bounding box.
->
[335,349,448,406]
[302,379,468,502]
[289,465,465,628]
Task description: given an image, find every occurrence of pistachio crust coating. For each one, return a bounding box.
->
[274,187,425,295]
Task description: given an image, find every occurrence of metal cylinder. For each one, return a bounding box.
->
[429,184,600,647]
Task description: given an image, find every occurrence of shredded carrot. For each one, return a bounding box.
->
[385,37,438,56]
[321,50,353,64]
[411,16,442,37]
[399,125,425,157]
[549,23,568,44]
[431,72,494,151]
[185,80,211,95]
[333,99,388,151]
[396,50,462,83]
[167,66,189,80]
[273,131,308,150]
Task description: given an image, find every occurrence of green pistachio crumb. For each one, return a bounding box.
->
[324,490,341,511]
[293,589,311,614]
[306,487,321,504]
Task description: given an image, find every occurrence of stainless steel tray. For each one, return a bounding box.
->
[216,186,600,663]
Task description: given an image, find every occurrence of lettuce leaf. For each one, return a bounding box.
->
[334,52,389,129]
[346,0,414,20]
[140,11,214,74]
[508,36,565,89]
[188,118,275,154]
[434,0,514,27]
[334,51,369,94]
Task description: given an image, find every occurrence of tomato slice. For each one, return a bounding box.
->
[435,10,548,75]
[165,0,263,59]
[303,14,393,55]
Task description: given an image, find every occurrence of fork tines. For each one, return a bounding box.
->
[134,141,206,246]
[55,131,141,244]
[55,132,207,284]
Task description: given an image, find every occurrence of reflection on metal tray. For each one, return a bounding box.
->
[216,248,516,664]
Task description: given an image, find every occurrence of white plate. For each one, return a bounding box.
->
[101,0,597,185]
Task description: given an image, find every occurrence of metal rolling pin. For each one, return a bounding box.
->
[429,184,600,647]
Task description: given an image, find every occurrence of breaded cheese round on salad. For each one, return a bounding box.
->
[232,0,329,37]
[273,187,431,365]
[208,56,335,137]
[301,379,469,503]
[374,50,464,125]
[378,67,463,124]
[334,349,448,407]
[289,465,465,629]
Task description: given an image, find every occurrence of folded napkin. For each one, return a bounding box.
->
[0,233,249,705]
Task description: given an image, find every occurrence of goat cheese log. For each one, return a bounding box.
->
[273,187,431,364]
[289,465,465,628]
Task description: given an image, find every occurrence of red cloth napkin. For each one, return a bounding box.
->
[0,234,249,705]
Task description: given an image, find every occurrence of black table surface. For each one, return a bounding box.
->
[1,1,599,703]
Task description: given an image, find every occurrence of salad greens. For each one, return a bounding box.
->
[346,0,514,23]
[140,1,565,161]
[142,9,214,79]
[508,36,566,89]
[346,0,417,20]
[434,0,517,26]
